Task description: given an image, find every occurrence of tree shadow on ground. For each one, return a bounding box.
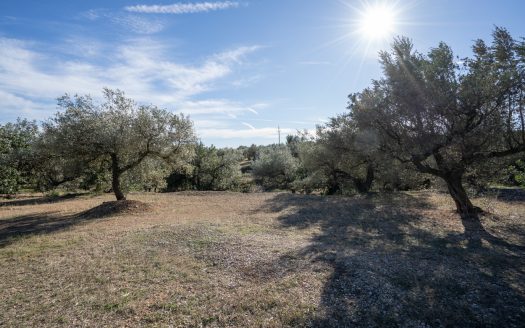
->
[260,193,525,327]
[487,188,525,202]
[0,193,83,207]
[0,202,131,247]
[459,212,525,251]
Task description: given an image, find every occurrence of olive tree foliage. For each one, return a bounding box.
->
[510,158,525,186]
[252,145,300,190]
[192,145,243,190]
[286,134,304,158]
[123,157,171,192]
[43,88,196,200]
[296,124,430,194]
[315,116,377,194]
[244,144,258,161]
[34,135,99,191]
[0,119,38,195]
[291,127,372,195]
[166,143,243,191]
[350,27,525,216]
[0,164,20,195]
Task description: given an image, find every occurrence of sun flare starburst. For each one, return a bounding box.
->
[304,0,410,89]
[358,3,397,40]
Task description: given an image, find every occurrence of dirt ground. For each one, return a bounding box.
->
[0,191,524,327]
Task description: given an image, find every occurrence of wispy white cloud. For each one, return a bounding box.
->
[193,119,230,129]
[243,117,323,125]
[0,36,273,146]
[241,122,255,130]
[80,9,167,34]
[58,38,104,58]
[199,127,295,139]
[111,14,166,34]
[125,1,239,14]
[0,90,50,120]
[0,37,261,121]
[82,9,103,21]
[232,74,263,87]
[299,60,332,66]
[176,99,264,117]
[213,45,261,63]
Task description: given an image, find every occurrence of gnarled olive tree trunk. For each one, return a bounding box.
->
[111,154,126,201]
[442,173,479,217]
[326,170,341,195]
[352,163,374,194]
[333,163,375,194]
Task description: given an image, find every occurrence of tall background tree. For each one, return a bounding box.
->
[0,119,38,195]
[43,88,196,200]
[316,116,377,194]
[350,27,525,216]
[252,145,300,190]
[166,143,243,191]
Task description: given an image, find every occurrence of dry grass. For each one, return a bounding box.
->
[0,191,524,327]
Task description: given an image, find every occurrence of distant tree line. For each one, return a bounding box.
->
[1,27,524,218]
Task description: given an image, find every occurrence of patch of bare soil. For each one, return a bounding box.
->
[79,200,153,219]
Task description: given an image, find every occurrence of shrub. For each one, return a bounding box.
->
[252,146,299,190]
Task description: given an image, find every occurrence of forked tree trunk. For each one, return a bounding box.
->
[443,174,478,217]
[111,154,126,201]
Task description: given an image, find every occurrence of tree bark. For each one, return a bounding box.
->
[111,154,126,201]
[353,164,374,194]
[443,174,478,217]
[364,163,374,191]
[326,171,341,195]
[326,181,340,195]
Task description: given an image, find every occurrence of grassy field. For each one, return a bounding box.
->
[0,191,524,327]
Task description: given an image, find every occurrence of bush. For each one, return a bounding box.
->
[252,146,299,190]
[0,166,20,195]
[514,160,525,186]
[167,144,243,191]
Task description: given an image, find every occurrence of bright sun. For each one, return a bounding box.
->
[358,4,397,40]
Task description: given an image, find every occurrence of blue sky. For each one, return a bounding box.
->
[1,0,524,147]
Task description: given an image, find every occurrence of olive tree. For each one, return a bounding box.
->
[166,144,244,191]
[252,145,300,190]
[43,88,195,200]
[191,145,243,190]
[0,119,38,195]
[350,28,525,216]
[316,116,377,194]
[123,157,171,192]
